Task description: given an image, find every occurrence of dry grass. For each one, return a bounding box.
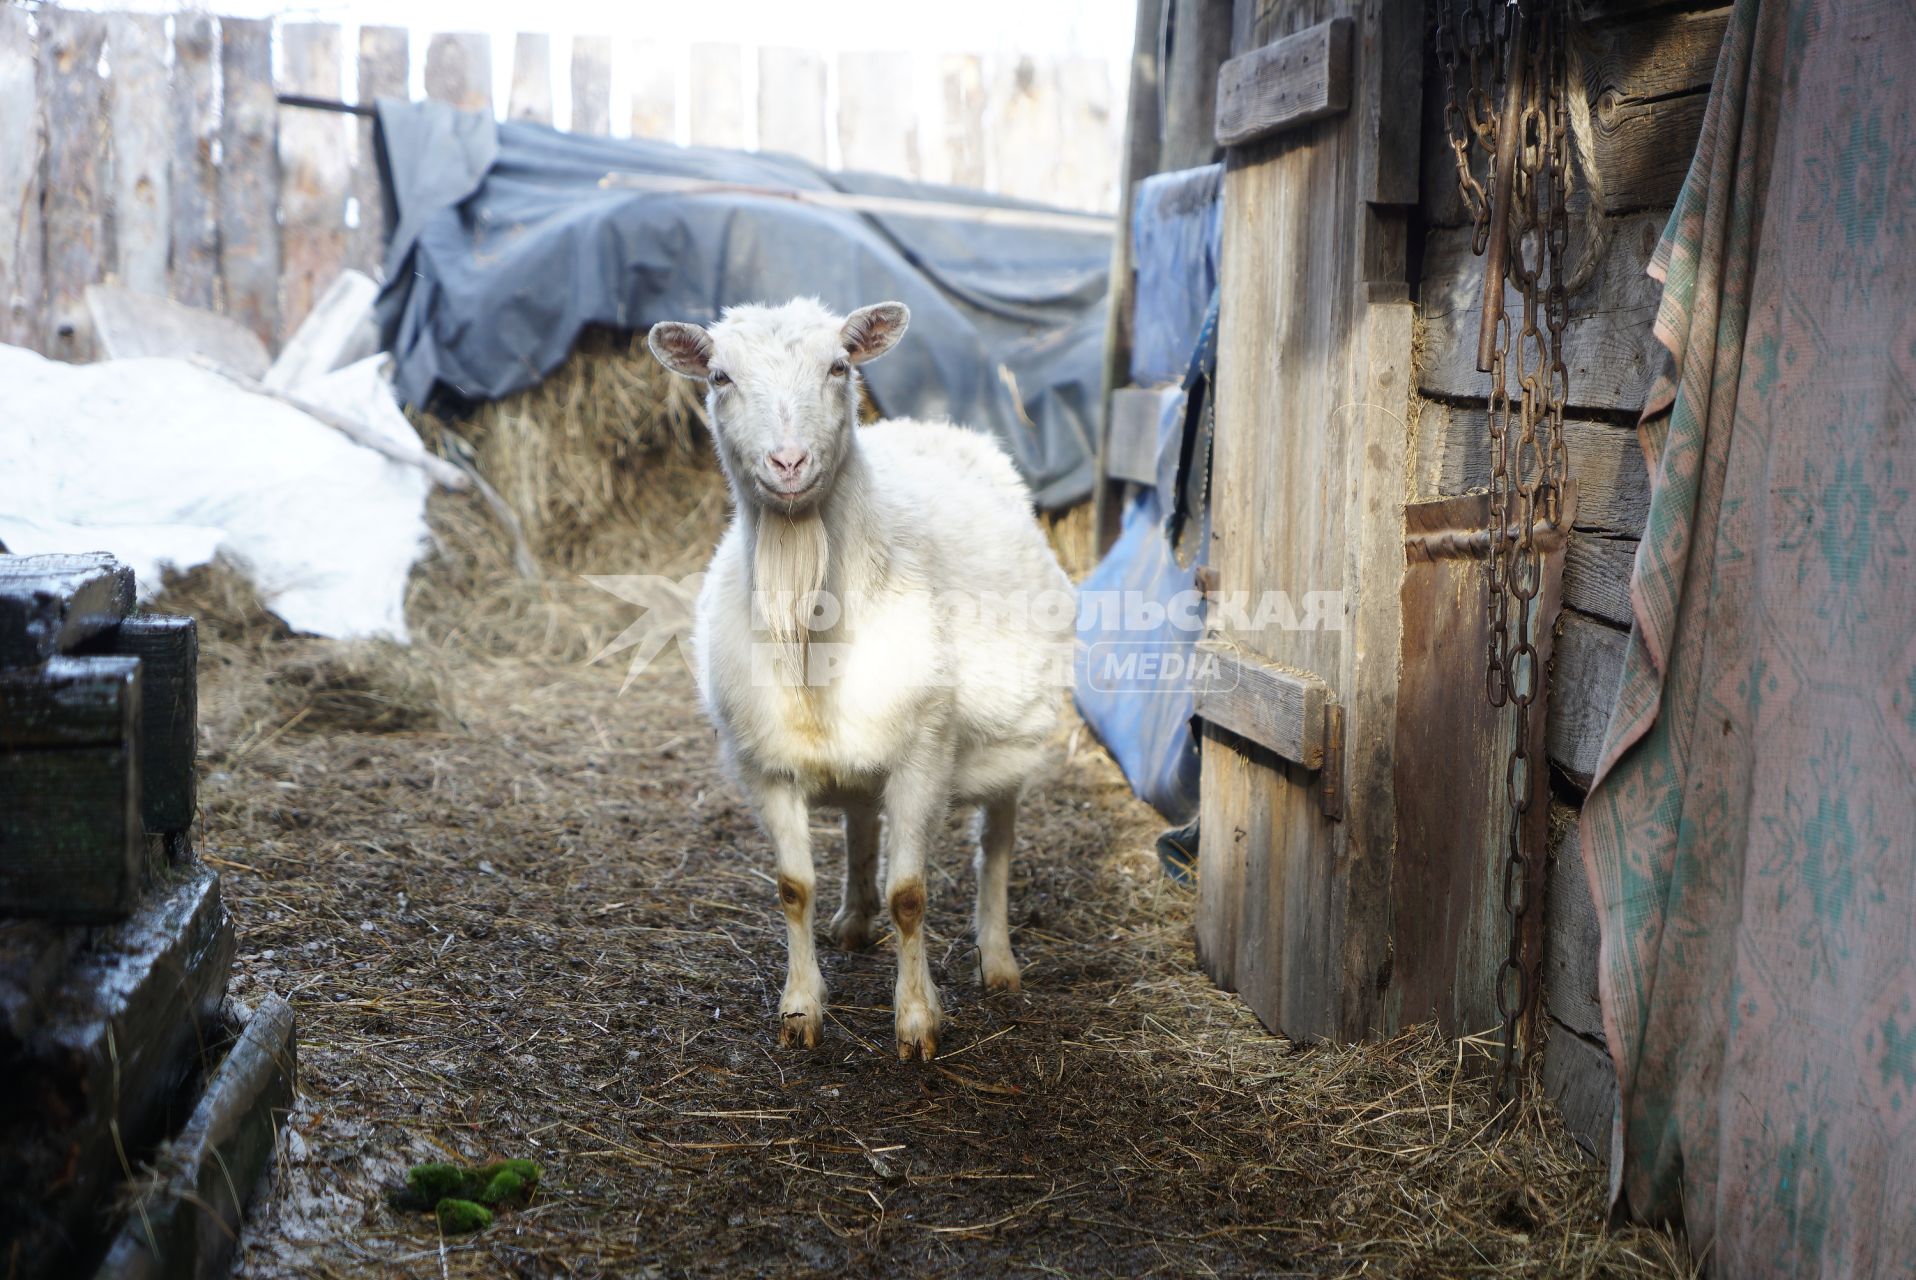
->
[145,335,1691,1278]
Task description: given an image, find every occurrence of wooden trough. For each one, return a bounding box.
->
[0,552,294,1280]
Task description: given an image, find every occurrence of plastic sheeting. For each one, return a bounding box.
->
[370,100,1112,510]
[1128,164,1224,387]
[0,346,432,641]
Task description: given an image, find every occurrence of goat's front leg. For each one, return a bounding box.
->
[884,754,950,1060]
[753,775,826,1048]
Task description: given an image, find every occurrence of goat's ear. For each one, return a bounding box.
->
[647,322,714,378]
[840,302,910,365]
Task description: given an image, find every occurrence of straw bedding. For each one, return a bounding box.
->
[154,335,1691,1277]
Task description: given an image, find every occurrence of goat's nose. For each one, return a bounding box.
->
[769,446,809,477]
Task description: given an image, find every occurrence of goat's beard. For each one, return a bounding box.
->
[750,509,830,678]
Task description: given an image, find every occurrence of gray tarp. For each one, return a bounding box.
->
[371,99,1111,509]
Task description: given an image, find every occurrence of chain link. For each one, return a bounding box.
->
[1435,0,1575,1118]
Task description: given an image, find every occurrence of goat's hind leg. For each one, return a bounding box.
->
[974,795,1022,992]
[830,802,880,950]
[755,776,826,1048]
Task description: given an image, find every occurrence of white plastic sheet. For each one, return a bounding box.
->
[0,345,432,642]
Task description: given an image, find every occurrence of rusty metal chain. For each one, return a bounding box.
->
[1435,0,1576,1119]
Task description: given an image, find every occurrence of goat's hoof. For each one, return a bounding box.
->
[980,953,1022,993]
[829,908,877,951]
[778,994,823,1049]
[894,1002,941,1061]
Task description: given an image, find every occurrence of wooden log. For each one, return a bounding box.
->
[1592,91,1708,214]
[1543,1016,1617,1164]
[38,9,109,362]
[423,32,492,114]
[1564,530,1638,629]
[0,654,140,748]
[1193,638,1331,770]
[507,33,553,124]
[628,39,677,140]
[0,869,234,1274]
[0,552,136,668]
[279,23,351,343]
[689,43,745,148]
[1421,403,1651,537]
[1213,17,1351,148]
[351,25,409,278]
[219,18,281,348]
[936,54,987,188]
[837,52,919,178]
[96,997,297,1280]
[570,35,612,136]
[756,47,826,165]
[1548,608,1628,789]
[78,613,197,834]
[168,14,220,310]
[106,14,171,298]
[85,283,272,379]
[0,701,145,922]
[1585,7,1730,105]
[0,6,45,351]
[1418,212,1667,411]
[1544,801,1606,1043]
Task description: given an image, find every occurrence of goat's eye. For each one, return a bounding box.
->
[710,370,731,387]
[829,359,849,377]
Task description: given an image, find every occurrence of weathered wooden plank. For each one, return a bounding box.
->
[1193,638,1330,770]
[106,14,171,298]
[0,6,44,351]
[570,35,612,136]
[219,18,280,348]
[0,918,79,1046]
[507,33,553,124]
[86,282,271,378]
[1056,56,1118,212]
[1422,403,1651,537]
[423,32,492,114]
[38,9,108,362]
[1545,801,1606,1043]
[167,14,219,310]
[1418,212,1667,411]
[1214,17,1351,147]
[0,655,139,749]
[1106,386,1173,485]
[1564,531,1638,629]
[262,268,378,394]
[837,52,919,178]
[935,54,987,188]
[97,996,297,1280]
[756,48,826,165]
[351,25,408,279]
[1163,0,1234,169]
[1592,91,1708,214]
[0,870,233,1271]
[986,56,1062,204]
[279,23,350,343]
[0,739,143,920]
[1358,0,1422,205]
[628,39,677,140]
[1549,609,1629,789]
[0,552,137,667]
[1586,6,1730,105]
[1543,1018,1617,1163]
[689,43,745,149]
[79,613,197,834]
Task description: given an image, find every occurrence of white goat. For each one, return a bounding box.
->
[648,298,1072,1060]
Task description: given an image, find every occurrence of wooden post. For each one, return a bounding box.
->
[78,613,198,835]
[688,43,745,149]
[219,17,281,348]
[351,26,408,278]
[628,39,677,140]
[1163,0,1235,169]
[935,54,986,188]
[508,33,553,124]
[169,14,219,310]
[0,5,45,351]
[423,32,493,114]
[279,22,350,342]
[570,35,612,135]
[106,14,171,299]
[837,53,920,178]
[757,48,826,164]
[38,9,108,363]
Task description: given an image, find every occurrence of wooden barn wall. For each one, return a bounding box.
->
[0,14,1123,362]
[1407,0,1729,1157]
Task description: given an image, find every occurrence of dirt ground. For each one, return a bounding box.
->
[188,614,1689,1278]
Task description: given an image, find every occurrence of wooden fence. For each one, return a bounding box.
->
[0,10,1121,363]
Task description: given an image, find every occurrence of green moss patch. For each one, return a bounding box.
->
[386,1157,544,1230]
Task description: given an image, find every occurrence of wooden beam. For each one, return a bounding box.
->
[1544,801,1606,1043]
[757,48,827,165]
[1591,91,1708,214]
[1585,6,1730,105]
[1564,531,1638,629]
[0,553,136,668]
[1163,0,1235,169]
[1358,0,1424,205]
[79,613,197,835]
[168,14,219,310]
[1422,403,1651,537]
[38,9,108,362]
[0,655,139,749]
[507,33,553,124]
[1193,638,1332,770]
[570,35,612,136]
[219,18,281,348]
[1106,386,1173,485]
[1548,609,1628,789]
[1213,17,1351,148]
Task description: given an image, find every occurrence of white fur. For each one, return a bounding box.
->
[651,298,1071,1058]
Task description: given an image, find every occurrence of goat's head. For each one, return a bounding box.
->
[648,298,909,515]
